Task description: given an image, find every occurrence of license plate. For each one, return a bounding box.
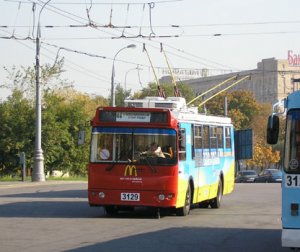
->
[121,192,140,201]
[285,174,300,187]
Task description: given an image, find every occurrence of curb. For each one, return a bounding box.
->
[0,180,87,189]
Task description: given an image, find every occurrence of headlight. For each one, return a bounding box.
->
[158,194,165,201]
[98,192,105,198]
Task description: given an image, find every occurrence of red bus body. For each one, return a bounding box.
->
[88,107,179,209]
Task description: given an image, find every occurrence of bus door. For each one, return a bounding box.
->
[283,109,300,235]
[178,123,196,201]
[178,123,194,173]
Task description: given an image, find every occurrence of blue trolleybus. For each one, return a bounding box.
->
[268,90,300,248]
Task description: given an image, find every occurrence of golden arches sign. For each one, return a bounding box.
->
[124,165,137,176]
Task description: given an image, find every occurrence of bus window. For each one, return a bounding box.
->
[133,134,176,164]
[179,128,186,160]
[194,125,202,149]
[115,134,133,161]
[225,127,232,149]
[217,127,224,149]
[90,127,176,165]
[203,125,209,149]
[90,133,113,162]
[210,126,217,149]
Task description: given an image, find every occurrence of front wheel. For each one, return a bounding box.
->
[210,179,223,209]
[176,184,191,216]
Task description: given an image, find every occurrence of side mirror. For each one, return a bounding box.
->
[78,130,85,146]
[267,115,279,144]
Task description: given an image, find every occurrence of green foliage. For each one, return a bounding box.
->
[42,91,97,176]
[204,90,260,130]
[1,59,72,100]
[0,62,108,177]
[0,90,35,175]
[114,84,132,107]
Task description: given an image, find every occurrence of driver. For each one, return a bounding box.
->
[147,142,165,158]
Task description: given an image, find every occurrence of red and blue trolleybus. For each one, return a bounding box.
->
[88,97,235,216]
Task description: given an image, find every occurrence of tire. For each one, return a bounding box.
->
[176,184,191,216]
[210,179,223,209]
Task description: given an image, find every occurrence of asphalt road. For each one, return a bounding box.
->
[0,181,290,252]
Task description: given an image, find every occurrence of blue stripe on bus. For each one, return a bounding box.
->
[92,127,176,135]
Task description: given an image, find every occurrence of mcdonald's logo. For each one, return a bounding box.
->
[124,165,137,176]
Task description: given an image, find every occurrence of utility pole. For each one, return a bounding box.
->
[32,0,52,182]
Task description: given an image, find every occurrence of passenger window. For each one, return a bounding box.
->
[225,127,232,149]
[179,128,186,160]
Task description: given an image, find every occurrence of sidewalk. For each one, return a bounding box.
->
[0,180,86,189]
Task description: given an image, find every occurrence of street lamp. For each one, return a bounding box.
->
[110,44,136,107]
[32,0,52,182]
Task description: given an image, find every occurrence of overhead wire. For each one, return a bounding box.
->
[5,0,183,5]
[26,0,221,70]
[16,0,263,72]
[0,29,112,92]
[3,19,300,28]
[5,0,293,90]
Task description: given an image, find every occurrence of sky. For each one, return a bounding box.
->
[0,0,299,101]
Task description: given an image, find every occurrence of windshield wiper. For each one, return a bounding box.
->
[140,154,157,173]
[106,149,131,171]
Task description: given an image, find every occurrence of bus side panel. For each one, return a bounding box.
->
[223,157,235,195]
[176,123,235,207]
[176,170,189,208]
[194,167,211,203]
[282,176,300,229]
[282,175,300,247]
[224,126,235,195]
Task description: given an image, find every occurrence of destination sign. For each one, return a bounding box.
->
[116,112,151,122]
[100,111,168,123]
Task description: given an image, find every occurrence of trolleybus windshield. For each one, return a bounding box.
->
[284,109,300,174]
[90,127,176,165]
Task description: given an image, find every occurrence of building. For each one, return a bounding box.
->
[178,58,300,104]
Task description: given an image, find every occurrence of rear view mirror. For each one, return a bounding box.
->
[267,115,279,145]
[78,130,85,146]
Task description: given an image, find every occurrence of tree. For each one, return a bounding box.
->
[245,141,281,171]
[114,84,132,107]
[44,89,108,176]
[203,90,260,130]
[1,58,72,101]
[0,90,35,175]
[0,60,109,177]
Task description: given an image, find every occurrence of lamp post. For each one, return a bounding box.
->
[32,0,52,182]
[110,44,136,107]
